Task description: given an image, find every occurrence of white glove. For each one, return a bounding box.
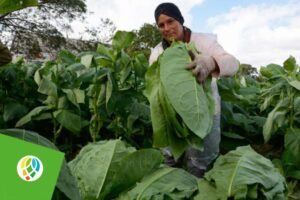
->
[186,54,217,83]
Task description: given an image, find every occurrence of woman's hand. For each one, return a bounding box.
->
[186,54,216,83]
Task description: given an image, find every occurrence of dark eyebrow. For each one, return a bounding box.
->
[166,18,174,23]
[158,18,175,28]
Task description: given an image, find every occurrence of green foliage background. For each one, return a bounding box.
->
[0,2,299,199]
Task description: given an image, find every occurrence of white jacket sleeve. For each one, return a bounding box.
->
[208,39,239,77]
[149,42,164,65]
[191,33,239,77]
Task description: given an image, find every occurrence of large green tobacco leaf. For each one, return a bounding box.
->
[69,140,135,200]
[158,84,189,158]
[143,62,169,147]
[118,167,198,200]
[195,146,287,200]
[144,43,213,158]
[144,61,189,159]
[107,149,162,199]
[158,85,189,138]
[68,140,162,200]
[0,0,37,14]
[0,129,81,200]
[160,43,214,138]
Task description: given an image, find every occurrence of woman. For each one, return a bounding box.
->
[149,2,239,177]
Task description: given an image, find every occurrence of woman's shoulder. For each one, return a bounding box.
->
[190,32,220,53]
[191,32,217,43]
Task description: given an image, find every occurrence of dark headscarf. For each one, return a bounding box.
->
[154,2,184,25]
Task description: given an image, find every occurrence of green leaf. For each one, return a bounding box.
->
[282,128,300,168]
[120,50,131,69]
[112,31,135,50]
[33,61,55,85]
[33,113,52,121]
[3,102,28,122]
[58,50,76,64]
[232,113,255,132]
[133,54,148,78]
[293,96,300,109]
[117,49,131,81]
[168,128,189,160]
[158,84,189,138]
[97,44,114,60]
[38,77,57,97]
[286,170,300,179]
[0,0,38,14]
[16,106,50,127]
[119,167,198,200]
[66,63,86,72]
[222,131,246,140]
[288,80,300,91]
[283,56,296,72]
[195,146,287,200]
[260,94,277,111]
[263,98,289,142]
[127,102,150,131]
[160,42,214,138]
[194,180,219,200]
[57,96,68,110]
[120,64,132,84]
[251,116,266,127]
[53,110,88,134]
[106,149,162,199]
[260,64,285,78]
[81,54,93,68]
[158,84,190,159]
[62,89,85,108]
[272,159,285,177]
[106,73,113,105]
[143,62,169,147]
[68,140,136,200]
[77,68,98,83]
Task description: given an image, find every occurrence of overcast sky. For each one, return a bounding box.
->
[70,0,300,68]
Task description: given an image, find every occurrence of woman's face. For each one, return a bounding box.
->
[157,14,184,42]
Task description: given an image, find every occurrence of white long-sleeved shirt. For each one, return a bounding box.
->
[149,32,239,114]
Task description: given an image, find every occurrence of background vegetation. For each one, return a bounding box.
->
[0,1,299,199]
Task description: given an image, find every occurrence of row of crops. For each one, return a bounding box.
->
[0,31,299,199]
